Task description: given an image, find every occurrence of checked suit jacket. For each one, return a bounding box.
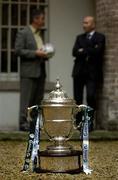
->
[15,26,46,78]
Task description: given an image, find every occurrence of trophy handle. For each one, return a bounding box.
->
[75,104,88,113]
[73,104,88,130]
[27,105,44,130]
[65,124,74,141]
[27,106,35,122]
[73,104,93,130]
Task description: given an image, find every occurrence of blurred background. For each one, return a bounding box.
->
[0,0,117,131]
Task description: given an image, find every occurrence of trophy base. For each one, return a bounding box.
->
[47,144,73,154]
[37,150,82,174]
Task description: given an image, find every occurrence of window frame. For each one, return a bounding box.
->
[0,0,49,86]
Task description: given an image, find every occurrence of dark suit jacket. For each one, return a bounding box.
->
[15,26,46,78]
[72,32,105,82]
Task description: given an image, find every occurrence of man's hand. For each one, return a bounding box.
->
[35,49,48,58]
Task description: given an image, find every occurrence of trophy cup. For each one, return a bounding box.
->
[23,79,93,174]
[38,79,83,173]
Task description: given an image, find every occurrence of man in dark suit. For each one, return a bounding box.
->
[15,9,48,131]
[72,16,105,128]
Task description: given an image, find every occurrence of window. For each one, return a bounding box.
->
[0,0,49,82]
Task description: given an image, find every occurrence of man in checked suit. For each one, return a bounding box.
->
[15,9,48,131]
[72,16,105,129]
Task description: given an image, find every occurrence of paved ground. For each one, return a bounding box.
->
[0,139,118,180]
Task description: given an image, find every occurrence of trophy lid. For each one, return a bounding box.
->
[42,79,75,105]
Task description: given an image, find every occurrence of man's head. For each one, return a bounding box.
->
[83,16,95,33]
[31,9,45,29]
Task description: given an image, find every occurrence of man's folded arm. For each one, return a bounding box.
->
[85,36,105,56]
[72,36,87,58]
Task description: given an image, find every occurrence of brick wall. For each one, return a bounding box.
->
[95,0,118,130]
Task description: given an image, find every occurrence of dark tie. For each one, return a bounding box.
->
[87,33,92,40]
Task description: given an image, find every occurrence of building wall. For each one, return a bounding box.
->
[95,0,118,130]
[49,0,95,97]
[0,0,95,130]
[0,92,19,130]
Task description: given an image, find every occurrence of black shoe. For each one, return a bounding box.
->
[20,123,29,131]
[88,110,95,132]
[89,121,94,132]
[76,111,82,124]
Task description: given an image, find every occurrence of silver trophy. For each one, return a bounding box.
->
[41,79,79,153]
[25,79,93,173]
[38,79,84,173]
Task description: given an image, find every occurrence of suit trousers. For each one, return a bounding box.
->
[73,75,97,109]
[20,76,45,126]
[73,75,96,126]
